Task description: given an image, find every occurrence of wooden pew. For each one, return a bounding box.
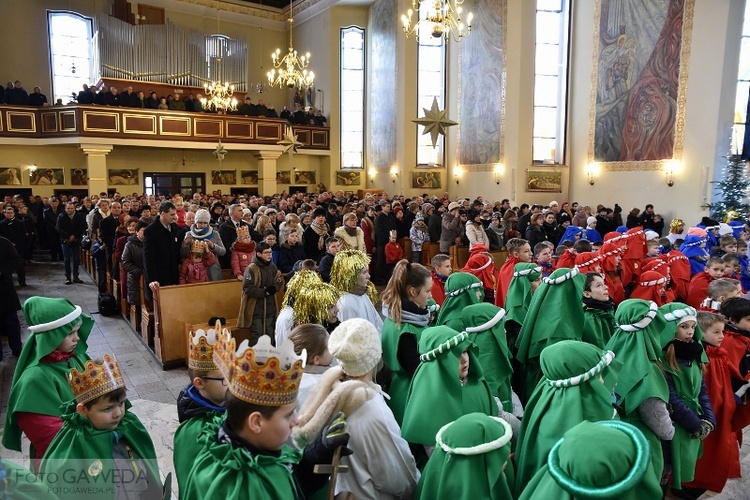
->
[449,246,509,271]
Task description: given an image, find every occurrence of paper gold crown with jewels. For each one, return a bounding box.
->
[213,329,306,406]
[189,322,220,371]
[236,226,250,240]
[68,354,126,405]
[190,240,206,255]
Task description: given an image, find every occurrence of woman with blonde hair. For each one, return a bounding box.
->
[251,214,270,243]
[334,212,366,251]
[279,212,301,244]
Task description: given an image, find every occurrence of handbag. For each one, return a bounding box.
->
[80,235,92,250]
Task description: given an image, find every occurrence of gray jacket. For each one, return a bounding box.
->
[440,213,463,253]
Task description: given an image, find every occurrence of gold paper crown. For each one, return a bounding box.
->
[282,270,323,309]
[189,322,220,371]
[190,240,206,254]
[213,330,306,406]
[68,354,126,405]
[292,282,342,324]
[236,226,250,240]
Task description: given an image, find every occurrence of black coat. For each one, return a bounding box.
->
[218,219,250,269]
[0,217,25,248]
[0,236,21,314]
[55,211,88,243]
[122,235,145,305]
[143,220,183,296]
[375,212,396,247]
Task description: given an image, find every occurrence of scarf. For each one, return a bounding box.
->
[40,349,75,363]
[383,299,431,327]
[189,224,214,240]
[344,226,358,237]
[311,221,329,250]
[351,284,368,296]
[664,339,704,363]
[582,296,615,311]
[233,241,256,253]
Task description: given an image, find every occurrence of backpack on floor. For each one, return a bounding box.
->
[97,293,119,316]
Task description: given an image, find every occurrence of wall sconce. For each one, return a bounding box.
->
[28,164,37,178]
[390,166,399,183]
[493,164,503,185]
[586,163,598,186]
[454,166,463,185]
[368,170,376,185]
[664,160,678,187]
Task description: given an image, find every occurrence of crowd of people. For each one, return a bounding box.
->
[0,79,329,126]
[0,186,749,499]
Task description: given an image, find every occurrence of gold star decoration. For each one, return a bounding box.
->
[277,127,304,159]
[412,96,458,148]
[213,141,228,166]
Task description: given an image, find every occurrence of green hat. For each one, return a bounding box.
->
[504,263,542,325]
[417,413,513,499]
[461,303,513,407]
[513,340,621,495]
[402,326,494,445]
[657,302,704,352]
[436,273,484,331]
[519,420,650,500]
[605,299,668,415]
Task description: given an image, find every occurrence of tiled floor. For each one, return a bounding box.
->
[0,257,749,499]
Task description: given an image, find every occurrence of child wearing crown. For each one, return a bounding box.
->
[179,240,216,284]
[3,297,93,468]
[39,354,162,499]
[182,333,351,499]
[231,225,256,280]
[173,326,227,493]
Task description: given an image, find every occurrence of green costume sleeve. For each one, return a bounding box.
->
[581,308,616,349]
[381,318,428,424]
[173,412,224,494]
[665,362,704,487]
[504,263,542,325]
[0,459,61,499]
[182,418,303,500]
[39,401,161,500]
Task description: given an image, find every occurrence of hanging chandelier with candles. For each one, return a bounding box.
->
[201,74,238,114]
[267,0,315,89]
[401,0,473,43]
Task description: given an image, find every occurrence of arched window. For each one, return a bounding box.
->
[341,26,365,169]
[416,4,446,167]
[48,11,94,104]
[731,1,750,153]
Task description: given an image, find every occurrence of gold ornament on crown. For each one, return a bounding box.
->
[68,354,125,405]
[292,282,341,325]
[189,322,221,372]
[282,270,323,309]
[236,225,250,241]
[190,240,207,255]
[213,330,306,406]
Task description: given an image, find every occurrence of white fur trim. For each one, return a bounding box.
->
[617,302,658,332]
[465,309,506,333]
[28,306,82,333]
[638,276,667,287]
[547,351,615,388]
[542,267,579,285]
[436,416,512,455]
[513,266,542,278]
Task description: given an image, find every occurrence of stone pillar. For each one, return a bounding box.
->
[80,144,113,196]
[254,151,281,196]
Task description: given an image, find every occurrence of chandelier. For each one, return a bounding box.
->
[200,75,238,114]
[401,0,473,43]
[267,0,315,89]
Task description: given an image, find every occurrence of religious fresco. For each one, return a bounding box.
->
[336,171,362,186]
[368,0,397,171]
[240,170,259,185]
[211,170,236,185]
[70,168,88,186]
[590,0,694,171]
[32,168,65,185]
[458,0,506,166]
[276,170,291,184]
[2,167,22,185]
[412,171,441,189]
[526,169,562,193]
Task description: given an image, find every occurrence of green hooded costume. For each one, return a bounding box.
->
[416,413,513,499]
[519,421,652,500]
[3,297,93,455]
[515,267,586,403]
[182,415,304,499]
[582,296,617,349]
[402,327,495,446]
[39,400,162,500]
[436,273,484,331]
[513,340,620,497]
[504,263,542,328]
[658,302,706,487]
[605,299,668,497]
[461,303,513,410]
[0,459,61,499]
[381,298,436,425]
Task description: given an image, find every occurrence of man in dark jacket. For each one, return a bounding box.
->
[218,204,250,269]
[303,207,330,263]
[318,237,340,283]
[373,202,396,284]
[143,202,183,301]
[0,206,27,286]
[43,197,63,261]
[0,236,23,358]
[56,201,88,284]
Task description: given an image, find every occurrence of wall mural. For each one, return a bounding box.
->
[368,0,397,171]
[458,0,506,166]
[590,0,694,171]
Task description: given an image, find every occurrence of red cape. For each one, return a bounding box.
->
[686,271,712,309]
[431,271,446,306]
[722,329,750,431]
[686,345,742,492]
[663,251,691,301]
[555,248,577,270]
[462,245,500,298]
[496,254,521,307]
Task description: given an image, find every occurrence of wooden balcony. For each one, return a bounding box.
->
[0,104,329,150]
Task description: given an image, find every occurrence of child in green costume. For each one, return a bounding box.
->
[658,303,716,492]
[39,354,162,499]
[2,297,93,467]
[0,458,61,499]
[416,413,514,499]
[605,298,674,500]
[461,303,514,412]
[381,260,435,424]
[515,267,586,403]
[503,263,542,354]
[402,326,496,448]
[512,340,620,497]
[435,272,484,331]
[582,272,617,348]
[182,333,350,500]
[519,420,652,499]
[174,325,227,493]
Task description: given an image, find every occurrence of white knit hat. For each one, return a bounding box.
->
[195,208,211,223]
[328,318,381,377]
[587,216,597,227]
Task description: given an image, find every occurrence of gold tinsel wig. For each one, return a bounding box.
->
[292,282,342,325]
[330,249,379,304]
[669,218,685,234]
[282,270,323,309]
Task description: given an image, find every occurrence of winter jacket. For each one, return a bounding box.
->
[230,241,256,279]
[179,252,216,284]
[121,235,144,305]
[439,213,463,253]
[409,225,429,252]
[277,243,306,274]
[665,361,716,433]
